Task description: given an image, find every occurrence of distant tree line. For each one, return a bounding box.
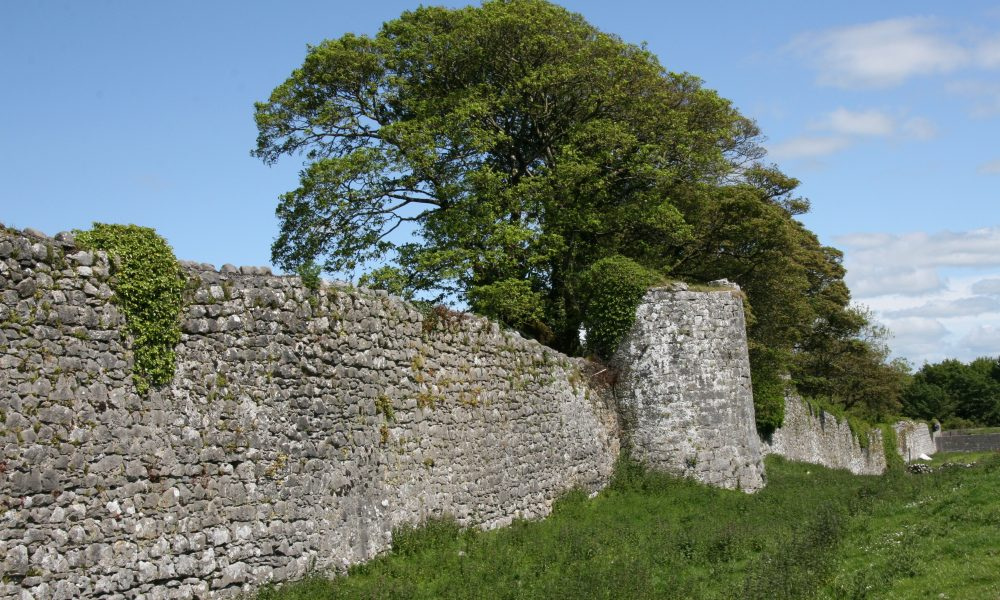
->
[902,356,1000,428]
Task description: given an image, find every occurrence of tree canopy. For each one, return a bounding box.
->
[902,357,1000,428]
[254,0,902,431]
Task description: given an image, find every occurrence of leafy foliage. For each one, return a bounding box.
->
[902,356,1000,427]
[466,278,551,341]
[791,306,908,422]
[748,344,787,436]
[75,223,185,394]
[578,256,661,359]
[253,0,760,348]
[254,0,903,425]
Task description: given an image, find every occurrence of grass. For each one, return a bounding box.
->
[940,426,1000,435]
[821,452,1000,599]
[257,453,1000,600]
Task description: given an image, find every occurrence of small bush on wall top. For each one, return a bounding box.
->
[75,223,185,394]
[468,278,553,343]
[580,256,662,360]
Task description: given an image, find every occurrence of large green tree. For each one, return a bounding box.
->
[254,0,760,350]
[254,0,891,430]
[902,357,1000,427]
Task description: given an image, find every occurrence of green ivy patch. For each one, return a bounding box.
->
[580,256,663,360]
[75,223,185,394]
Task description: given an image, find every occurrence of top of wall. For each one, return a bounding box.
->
[1,222,423,326]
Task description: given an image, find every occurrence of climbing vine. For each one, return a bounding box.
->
[75,223,185,394]
[580,255,663,359]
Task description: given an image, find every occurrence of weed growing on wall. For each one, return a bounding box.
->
[75,223,185,394]
[880,424,906,473]
[801,395,874,448]
[296,261,322,291]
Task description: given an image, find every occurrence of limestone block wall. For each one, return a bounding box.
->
[763,394,886,475]
[611,284,766,492]
[893,420,936,462]
[0,226,619,599]
[935,430,1000,452]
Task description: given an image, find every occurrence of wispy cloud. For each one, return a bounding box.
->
[885,296,1000,318]
[788,17,970,88]
[817,107,895,136]
[962,324,1000,353]
[766,135,851,160]
[846,266,945,298]
[886,316,951,360]
[900,117,938,140]
[977,159,1000,175]
[771,108,937,161]
[839,229,1000,363]
[947,80,1000,117]
[838,228,1000,282]
[972,278,1000,294]
[978,36,1000,68]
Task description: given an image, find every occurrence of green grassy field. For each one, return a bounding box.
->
[256,453,1000,600]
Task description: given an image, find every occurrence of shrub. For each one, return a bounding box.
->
[749,344,786,435]
[580,256,662,359]
[467,278,552,342]
[296,261,322,291]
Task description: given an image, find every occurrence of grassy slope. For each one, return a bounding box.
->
[257,454,1000,600]
[821,452,1000,599]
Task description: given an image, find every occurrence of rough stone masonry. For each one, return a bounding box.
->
[611,283,766,492]
[0,225,624,599]
[0,224,911,598]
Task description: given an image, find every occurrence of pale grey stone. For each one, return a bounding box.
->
[0,224,899,600]
[763,393,886,475]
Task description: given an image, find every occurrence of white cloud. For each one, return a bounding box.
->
[972,278,1000,295]
[882,316,950,360]
[886,296,1000,318]
[774,108,936,162]
[978,37,1000,68]
[788,17,970,88]
[818,107,895,136]
[961,325,1000,354]
[900,117,938,140]
[838,228,1000,284]
[946,80,1000,117]
[888,317,949,341]
[977,159,1000,175]
[838,229,1000,364]
[767,135,851,160]
[847,265,944,298]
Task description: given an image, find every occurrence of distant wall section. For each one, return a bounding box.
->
[935,430,1000,453]
[763,394,886,476]
[894,420,936,461]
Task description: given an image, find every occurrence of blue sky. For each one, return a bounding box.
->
[2,0,998,365]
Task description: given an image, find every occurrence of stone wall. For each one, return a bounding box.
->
[763,394,886,475]
[894,420,936,462]
[0,223,912,599]
[935,430,1000,453]
[611,284,766,492]
[0,226,619,599]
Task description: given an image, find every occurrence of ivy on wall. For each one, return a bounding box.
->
[75,223,185,394]
[580,255,663,360]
